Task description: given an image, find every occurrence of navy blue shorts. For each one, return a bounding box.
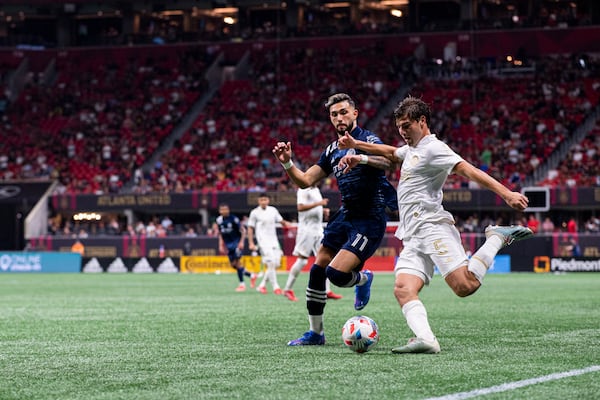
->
[322,209,386,269]
[226,245,242,263]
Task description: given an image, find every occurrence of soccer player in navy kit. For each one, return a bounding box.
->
[214,204,256,291]
[272,93,397,345]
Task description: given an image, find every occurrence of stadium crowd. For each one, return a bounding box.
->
[1,34,599,238]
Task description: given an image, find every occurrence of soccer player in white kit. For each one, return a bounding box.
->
[283,186,342,302]
[247,192,291,295]
[338,96,533,354]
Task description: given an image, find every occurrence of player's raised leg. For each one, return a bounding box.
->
[468,225,533,283]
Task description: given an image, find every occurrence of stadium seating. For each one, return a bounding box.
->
[0,44,598,200]
[143,43,403,193]
[1,45,211,193]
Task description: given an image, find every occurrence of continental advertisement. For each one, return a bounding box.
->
[180,255,287,274]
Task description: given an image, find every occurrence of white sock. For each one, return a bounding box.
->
[285,258,307,290]
[469,235,504,282]
[309,314,324,335]
[357,271,368,286]
[402,299,435,342]
[267,263,280,290]
[258,260,270,288]
[325,278,331,293]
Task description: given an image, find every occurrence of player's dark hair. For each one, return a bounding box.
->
[393,96,431,125]
[258,192,270,199]
[324,93,356,111]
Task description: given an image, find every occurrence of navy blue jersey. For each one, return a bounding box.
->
[317,126,394,218]
[216,214,243,248]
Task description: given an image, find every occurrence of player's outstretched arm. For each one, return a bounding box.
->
[337,132,398,160]
[272,141,326,188]
[453,161,529,211]
[337,132,398,173]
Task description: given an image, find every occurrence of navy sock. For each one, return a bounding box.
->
[236,268,244,282]
[326,266,359,288]
[306,264,327,316]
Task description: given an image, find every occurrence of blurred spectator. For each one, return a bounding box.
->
[526,214,540,234]
[568,237,582,257]
[184,226,198,237]
[146,221,157,237]
[134,221,146,235]
[585,216,600,233]
[566,217,578,233]
[540,217,555,233]
[161,215,173,230]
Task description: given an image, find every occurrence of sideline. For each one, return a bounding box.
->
[424,365,600,400]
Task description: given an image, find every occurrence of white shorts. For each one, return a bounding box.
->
[292,229,323,258]
[260,246,283,266]
[394,222,468,284]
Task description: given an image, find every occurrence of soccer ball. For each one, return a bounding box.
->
[341,315,379,353]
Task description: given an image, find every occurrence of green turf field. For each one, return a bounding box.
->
[1,272,599,400]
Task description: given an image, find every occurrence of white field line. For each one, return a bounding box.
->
[424,365,600,400]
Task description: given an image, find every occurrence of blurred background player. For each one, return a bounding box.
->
[214,203,256,292]
[283,186,342,302]
[247,193,292,295]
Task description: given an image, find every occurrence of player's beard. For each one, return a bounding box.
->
[336,120,355,136]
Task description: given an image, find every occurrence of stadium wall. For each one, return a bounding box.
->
[49,187,600,215]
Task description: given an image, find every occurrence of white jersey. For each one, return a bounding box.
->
[248,205,283,252]
[393,134,463,240]
[293,187,324,257]
[296,187,324,233]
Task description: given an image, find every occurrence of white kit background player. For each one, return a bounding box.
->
[283,186,342,302]
[247,192,291,295]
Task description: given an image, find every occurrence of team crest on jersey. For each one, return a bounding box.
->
[410,155,419,166]
[346,148,356,156]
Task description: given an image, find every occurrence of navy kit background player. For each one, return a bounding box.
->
[214,203,256,292]
[272,92,397,346]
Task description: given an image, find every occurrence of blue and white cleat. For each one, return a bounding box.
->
[485,225,533,248]
[354,269,373,311]
[287,331,325,346]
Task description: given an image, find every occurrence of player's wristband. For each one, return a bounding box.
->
[281,160,294,170]
[359,154,369,164]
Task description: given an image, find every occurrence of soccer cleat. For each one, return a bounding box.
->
[274,288,283,295]
[391,337,441,354]
[257,286,267,294]
[250,273,257,289]
[284,289,298,302]
[485,225,534,248]
[235,284,246,292]
[354,269,373,311]
[326,291,343,300]
[287,331,325,346]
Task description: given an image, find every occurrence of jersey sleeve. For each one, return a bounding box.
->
[247,210,256,228]
[394,145,408,161]
[428,141,464,174]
